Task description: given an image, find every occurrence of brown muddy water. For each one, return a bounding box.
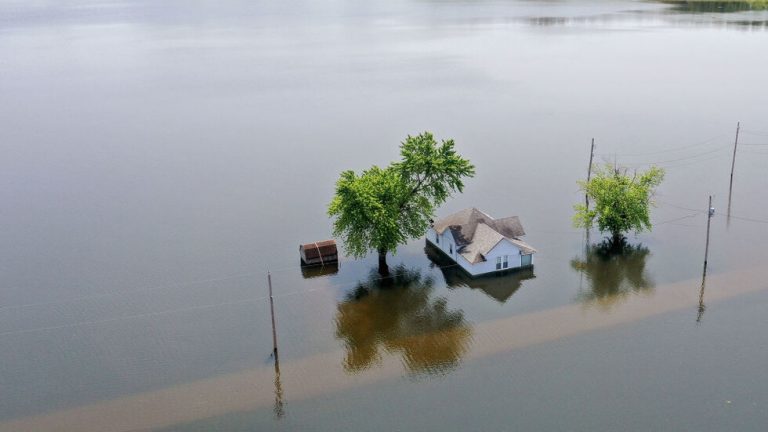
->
[1,1,768,431]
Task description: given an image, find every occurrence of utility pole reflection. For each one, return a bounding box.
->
[273,357,285,419]
[697,268,706,324]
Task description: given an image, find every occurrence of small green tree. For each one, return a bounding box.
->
[574,164,665,244]
[328,132,475,275]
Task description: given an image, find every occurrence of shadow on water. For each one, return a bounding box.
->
[424,243,535,303]
[571,238,655,310]
[334,265,472,377]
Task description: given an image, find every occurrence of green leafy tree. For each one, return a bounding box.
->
[574,164,665,243]
[328,132,475,274]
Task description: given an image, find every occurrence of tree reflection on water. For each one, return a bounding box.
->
[660,0,768,13]
[571,238,655,310]
[334,265,472,376]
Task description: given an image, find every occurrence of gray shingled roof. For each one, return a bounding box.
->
[433,208,535,264]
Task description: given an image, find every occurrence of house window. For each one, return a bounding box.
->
[449,244,453,254]
[503,255,509,269]
[435,232,439,244]
[496,256,502,270]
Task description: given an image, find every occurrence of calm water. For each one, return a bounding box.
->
[1,1,768,431]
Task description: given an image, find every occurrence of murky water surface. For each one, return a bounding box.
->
[1,1,767,431]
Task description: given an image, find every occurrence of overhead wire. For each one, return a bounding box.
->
[0,271,261,311]
[654,212,702,226]
[0,295,272,338]
[593,134,727,157]
[742,129,768,137]
[715,213,768,225]
[619,145,731,167]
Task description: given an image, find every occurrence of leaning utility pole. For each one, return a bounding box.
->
[703,195,713,269]
[699,195,714,324]
[727,122,740,227]
[584,138,595,247]
[586,138,595,210]
[728,122,740,197]
[268,271,279,361]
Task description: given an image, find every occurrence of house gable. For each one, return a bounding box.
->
[485,238,521,260]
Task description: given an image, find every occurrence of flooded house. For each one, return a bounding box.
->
[426,208,536,276]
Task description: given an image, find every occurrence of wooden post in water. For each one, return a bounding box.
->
[584,139,595,246]
[268,271,279,361]
[727,122,740,226]
[586,138,595,210]
[703,195,713,269]
[699,195,714,323]
[728,122,740,198]
[697,274,706,324]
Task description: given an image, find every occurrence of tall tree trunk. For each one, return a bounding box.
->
[377,248,389,277]
[611,232,624,250]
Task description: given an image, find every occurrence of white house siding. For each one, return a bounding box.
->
[426,227,459,262]
[463,239,522,276]
[426,229,532,276]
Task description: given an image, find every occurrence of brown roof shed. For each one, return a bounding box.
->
[299,240,338,265]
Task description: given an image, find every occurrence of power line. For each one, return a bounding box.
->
[620,145,730,167]
[655,200,707,213]
[0,296,271,338]
[0,272,260,311]
[742,130,768,137]
[654,153,728,169]
[0,258,470,337]
[657,199,768,225]
[593,134,727,157]
[655,212,702,225]
[716,213,768,225]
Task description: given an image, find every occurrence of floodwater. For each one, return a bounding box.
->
[1,1,768,431]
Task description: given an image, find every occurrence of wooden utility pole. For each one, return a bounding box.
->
[703,195,713,269]
[728,122,740,197]
[586,138,595,209]
[268,271,279,361]
[699,195,714,323]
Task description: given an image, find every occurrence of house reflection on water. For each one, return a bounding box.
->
[424,242,535,303]
[300,261,339,279]
[334,265,472,376]
[571,238,655,310]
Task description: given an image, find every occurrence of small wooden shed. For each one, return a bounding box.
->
[299,240,338,265]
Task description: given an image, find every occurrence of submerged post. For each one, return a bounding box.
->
[584,139,595,246]
[698,195,714,323]
[727,122,740,226]
[586,138,595,210]
[268,271,279,361]
[703,195,713,269]
[697,274,706,324]
[728,122,740,198]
